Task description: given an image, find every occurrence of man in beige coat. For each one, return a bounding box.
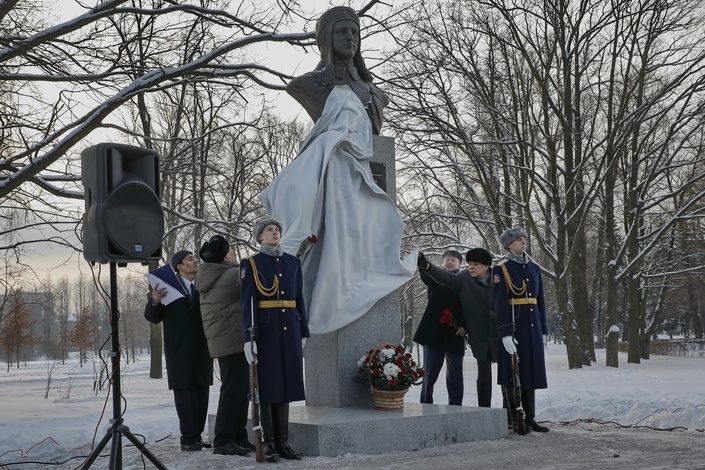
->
[197,235,252,457]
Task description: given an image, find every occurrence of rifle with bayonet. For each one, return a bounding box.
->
[249,297,265,462]
[510,303,527,435]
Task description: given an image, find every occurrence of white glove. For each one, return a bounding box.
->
[244,341,257,364]
[544,334,548,346]
[302,337,307,350]
[502,335,517,355]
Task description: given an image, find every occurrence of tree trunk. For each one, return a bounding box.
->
[555,277,582,369]
[605,327,620,367]
[686,279,703,340]
[640,293,650,360]
[626,275,641,364]
[569,230,594,366]
[590,215,607,350]
[604,260,620,367]
[149,322,163,379]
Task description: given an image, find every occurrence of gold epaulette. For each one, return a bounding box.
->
[499,259,527,296]
[493,258,508,267]
[249,257,279,297]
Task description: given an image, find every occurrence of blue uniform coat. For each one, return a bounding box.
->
[493,258,548,390]
[241,251,310,403]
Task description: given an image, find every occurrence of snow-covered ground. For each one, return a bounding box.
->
[1,343,703,469]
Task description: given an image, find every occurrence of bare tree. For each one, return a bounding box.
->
[0,0,383,292]
[67,306,97,366]
[51,276,72,364]
[0,291,40,371]
[383,0,705,368]
[44,360,57,399]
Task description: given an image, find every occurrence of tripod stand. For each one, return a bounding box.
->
[81,262,167,470]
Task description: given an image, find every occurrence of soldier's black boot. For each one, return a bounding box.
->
[260,403,280,461]
[273,403,303,460]
[523,389,549,433]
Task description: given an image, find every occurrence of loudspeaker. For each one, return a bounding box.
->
[82,143,164,263]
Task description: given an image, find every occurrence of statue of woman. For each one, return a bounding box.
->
[286,6,389,135]
[261,7,416,334]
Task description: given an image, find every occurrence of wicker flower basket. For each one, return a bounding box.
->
[371,388,408,411]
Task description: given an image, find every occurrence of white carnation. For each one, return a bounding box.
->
[380,347,395,361]
[382,362,400,379]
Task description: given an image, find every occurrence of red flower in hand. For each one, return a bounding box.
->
[440,309,454,326]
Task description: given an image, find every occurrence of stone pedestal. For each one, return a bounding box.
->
[304,291,399,408]
[303,135,400,408]
[214,404,507,457]
[287,404,507,457]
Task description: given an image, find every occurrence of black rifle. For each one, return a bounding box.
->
[249,298,265,462]
[510,303,527,435]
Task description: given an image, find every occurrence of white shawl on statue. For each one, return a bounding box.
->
[258,86,417,334]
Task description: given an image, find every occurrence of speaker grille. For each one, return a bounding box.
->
[104,178,164,259]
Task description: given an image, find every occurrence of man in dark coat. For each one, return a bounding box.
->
[241,216,310,462]
[493,226,549,433]
[145,250,214,451]
[197,235,252,457]
[413,250,466,405]
[417,248,498,407]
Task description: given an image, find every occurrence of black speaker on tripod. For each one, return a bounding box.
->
[82,142,164,264]
[80,143,167,469]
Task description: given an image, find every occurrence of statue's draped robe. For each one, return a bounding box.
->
[258,86,417,334]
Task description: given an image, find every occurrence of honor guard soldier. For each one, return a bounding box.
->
[241,216,310,461]
[493,227,550,433]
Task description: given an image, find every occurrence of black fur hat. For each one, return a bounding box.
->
[466,248,493,266]
[199,235,229,263]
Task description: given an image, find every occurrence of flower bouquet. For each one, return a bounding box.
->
[357,344,425,410]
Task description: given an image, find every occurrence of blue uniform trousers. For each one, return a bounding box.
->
[420,345,464,405]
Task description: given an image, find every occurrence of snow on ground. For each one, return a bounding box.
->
[0,343,703,469]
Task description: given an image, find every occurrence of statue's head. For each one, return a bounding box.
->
[315,6,372,82]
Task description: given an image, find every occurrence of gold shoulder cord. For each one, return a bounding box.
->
[248,257,279,297]
[500,264,527,297]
